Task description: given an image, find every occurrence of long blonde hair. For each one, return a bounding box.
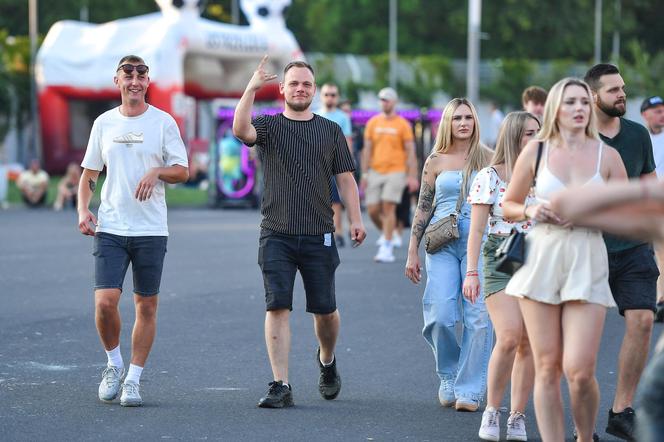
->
[432,98,492,198]
[539,77,599,141]
[491,111,540,181]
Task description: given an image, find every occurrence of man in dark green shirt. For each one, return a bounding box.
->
[585,63,658,441]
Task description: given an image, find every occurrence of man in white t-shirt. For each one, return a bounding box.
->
[641,95,664,322]
[77,55,189,407]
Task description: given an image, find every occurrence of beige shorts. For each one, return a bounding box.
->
[365,170,406,205]
[505,224,615,308]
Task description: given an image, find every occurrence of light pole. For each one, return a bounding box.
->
[611,0,621,63]
[466,0,481,103]
[388,0,397,89]
[29,0,41,162]
[594,0,603,64]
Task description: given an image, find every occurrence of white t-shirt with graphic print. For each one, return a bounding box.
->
[468,166,535,235]
[81,105,188,236]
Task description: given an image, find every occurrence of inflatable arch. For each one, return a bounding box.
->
[36,0,302,173]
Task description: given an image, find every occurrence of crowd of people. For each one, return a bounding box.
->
[9,51,656,442]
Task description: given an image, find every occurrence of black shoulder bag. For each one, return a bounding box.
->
[495,142,544,275]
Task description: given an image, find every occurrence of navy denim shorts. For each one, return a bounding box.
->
[257,228,340,314]
[93,232,168,296]
[608,243,659,315]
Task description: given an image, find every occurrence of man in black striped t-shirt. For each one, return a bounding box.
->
[233,56,366,408]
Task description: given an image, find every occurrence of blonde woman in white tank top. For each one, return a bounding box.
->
[501,78,627,442]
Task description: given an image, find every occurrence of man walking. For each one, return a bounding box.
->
[641,95,664,322]
[317,82,354,246]
[360,87,418,263]
[233,56,366,408]
[77,55,189,407]
[585,63,658,440]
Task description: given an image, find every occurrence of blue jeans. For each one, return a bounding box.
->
[422,215,493,401]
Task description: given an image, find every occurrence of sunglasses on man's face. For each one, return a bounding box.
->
[324,93,337,97]
[117,64,149,75]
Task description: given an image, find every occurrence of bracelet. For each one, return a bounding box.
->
[466,270,479,276]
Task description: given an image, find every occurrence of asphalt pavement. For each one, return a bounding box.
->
[0,208,660,441]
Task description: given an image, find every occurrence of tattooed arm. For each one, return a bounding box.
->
[405,154,438,284]
[77,168,101,236]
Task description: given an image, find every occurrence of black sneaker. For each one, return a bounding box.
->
[573,429,600,441]
[606,407,636,441]
[317,348,341,400]
[655,302,664,323]
[257,381,294,408]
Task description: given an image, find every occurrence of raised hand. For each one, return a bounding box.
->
[247,55,278,92]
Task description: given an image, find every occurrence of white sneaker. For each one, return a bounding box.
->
[120,381,143,407]
[438,378,455,407]
[375,234,386,246]
[478,407,501,441]
[98,365,124,402]
[392,234,402,248]
[506,411,527,441]
[373,244,395,263]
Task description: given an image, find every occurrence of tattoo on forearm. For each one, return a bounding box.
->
[417,181,435,212]
[88,178,96,192]
[411,181,436,246]
[412,218,429,246]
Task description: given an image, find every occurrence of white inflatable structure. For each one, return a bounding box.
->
[36,0,302,172]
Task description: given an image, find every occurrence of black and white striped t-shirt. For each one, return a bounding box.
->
[250,113,356,235]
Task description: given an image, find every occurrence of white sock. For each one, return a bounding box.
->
[319,354,335,366]
[105,346,123,369]
[125,364,143,384]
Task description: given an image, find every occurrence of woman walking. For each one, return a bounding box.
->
[405,98,493,412]
[501,78,627,442]
[464,112,540,440]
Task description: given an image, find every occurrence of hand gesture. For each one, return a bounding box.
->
[462,274,481,304]
[405,251,422,284]
[528,202,567,225]
[247,55,278,92]
[349,221,367,247]
[135,168,160,201]
[78,209,97,236]
[407,176,420,193]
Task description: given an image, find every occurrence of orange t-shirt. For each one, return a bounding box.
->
[364,114,414,174]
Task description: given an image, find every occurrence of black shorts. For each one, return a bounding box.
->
[257,228,340,314]
[608,243,659,315]
[396,188,412,227]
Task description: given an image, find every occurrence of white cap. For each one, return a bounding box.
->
[378,87,398,101]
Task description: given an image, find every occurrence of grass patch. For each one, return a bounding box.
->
[7,176,210,208]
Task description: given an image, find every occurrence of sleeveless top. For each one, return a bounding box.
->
[536,141,605,202]
[430,170,477,223]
